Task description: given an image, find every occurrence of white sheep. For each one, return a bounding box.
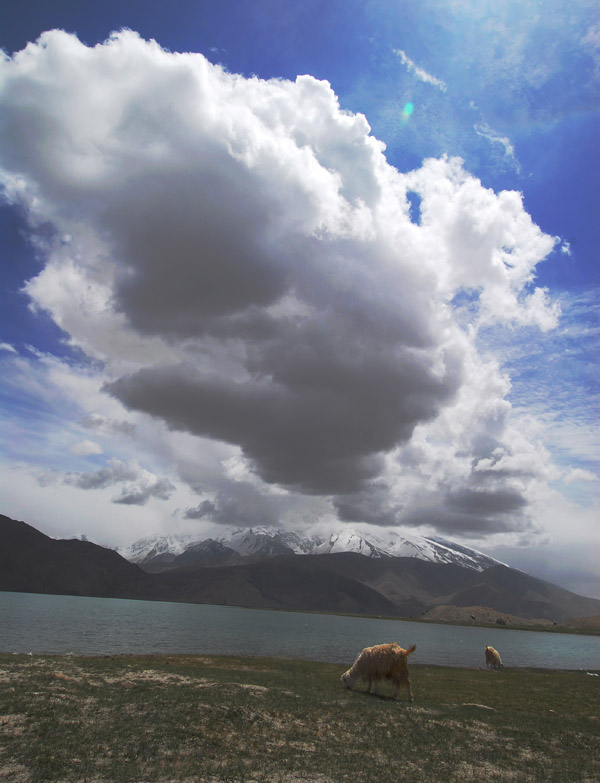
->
[485,645,504,669]
[341,642,416,702]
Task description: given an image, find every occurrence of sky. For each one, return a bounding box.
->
[0,0,598,598]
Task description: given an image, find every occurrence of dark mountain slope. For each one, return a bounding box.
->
[0,515,152,599]
[444,564,600,621]
[144,552,600,620]
[151,539,242,570]
[267,554,600,620]
[147,555,403,615]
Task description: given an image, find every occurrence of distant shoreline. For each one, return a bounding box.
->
[239,603,600,636]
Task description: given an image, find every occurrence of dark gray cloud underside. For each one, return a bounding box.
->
[106,352,461,494]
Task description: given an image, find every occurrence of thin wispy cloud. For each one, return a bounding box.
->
[394,49,447,91]
[581,23,600,83]
[474,122,521,174]
[477,290,599,478]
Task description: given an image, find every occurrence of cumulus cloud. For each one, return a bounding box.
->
[80,413,136,436]
[184,480,281,527]
[64,458,139,490]
[564,467,597,484]
[113,477,176,506]
[64,457,175,506]
[70,440,103,456]
[0,30,561,538]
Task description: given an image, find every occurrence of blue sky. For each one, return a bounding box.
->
[1,0,598,598]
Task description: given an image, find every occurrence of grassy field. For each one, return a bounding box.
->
[1,653,598,783]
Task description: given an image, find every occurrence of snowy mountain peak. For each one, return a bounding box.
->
[121,532,198,563]
[312,530,391,558]
[220,528,297,557]
[122,526,506,572]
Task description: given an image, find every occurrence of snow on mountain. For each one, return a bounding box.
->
[121,532,198,563]
[424,536,504,570]
[122,526,506,571]
[219,528,299,557]
[311,529,391,558]
[371,530,504,570]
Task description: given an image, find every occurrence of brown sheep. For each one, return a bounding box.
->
[341,642,416,701]
[485,645,504,669]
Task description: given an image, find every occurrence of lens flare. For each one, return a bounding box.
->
[403,102,414,118]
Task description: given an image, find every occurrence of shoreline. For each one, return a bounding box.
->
[4,650,600,673]
[218,601,600,636]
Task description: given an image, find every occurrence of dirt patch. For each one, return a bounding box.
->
[0,715,26,738]
[236,683,269,693]
[455,760,530,781]
[557,615,600,632]
[421,604,554,629]
[460,702,497,711]
[0,762,32,783]
[102,669,197,686]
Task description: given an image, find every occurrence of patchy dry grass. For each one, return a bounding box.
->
[0,653,598,783]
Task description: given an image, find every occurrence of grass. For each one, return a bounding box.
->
[1,653,598,783]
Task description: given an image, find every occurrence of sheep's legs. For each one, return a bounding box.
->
[394,679,414,702]
[365,678,380,695]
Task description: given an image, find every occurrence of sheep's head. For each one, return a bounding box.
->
[341,670,354,689]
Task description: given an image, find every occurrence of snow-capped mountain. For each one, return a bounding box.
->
[309,528,503,570]
[122,532,199,564]
[121,526,505,572]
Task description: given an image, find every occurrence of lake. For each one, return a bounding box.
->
[1,591,599,670]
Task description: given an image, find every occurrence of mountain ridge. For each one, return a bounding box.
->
[121,525,505,573]
[3,514,600,624]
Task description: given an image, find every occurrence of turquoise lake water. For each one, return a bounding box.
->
[1,591,599,670]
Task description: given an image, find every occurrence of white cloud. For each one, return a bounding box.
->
[582,23,600,83]
[564,467,597,484]
[560,240,572,255]
[70,439,103,456]
[0,460,185,547]
[474,122,521,173]
[0,342,17,353]
[0,30,569,549]
[394,49,447,91]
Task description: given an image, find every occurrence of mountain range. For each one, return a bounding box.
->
[121,526,504,572]
[2,514,600,626]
